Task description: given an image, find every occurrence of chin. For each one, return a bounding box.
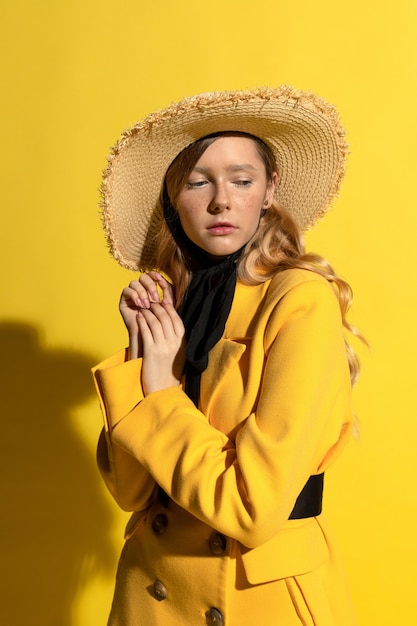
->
[204,240,244,256]
[206,247,240,258]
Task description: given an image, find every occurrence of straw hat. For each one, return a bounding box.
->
[100,86,347,270]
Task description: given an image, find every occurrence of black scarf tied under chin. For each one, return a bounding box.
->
[178,247,243,405]
[163,190,243,405]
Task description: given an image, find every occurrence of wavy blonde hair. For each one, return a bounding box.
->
[157,133,364,386]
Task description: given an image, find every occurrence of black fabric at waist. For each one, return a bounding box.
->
[289,473,324,519]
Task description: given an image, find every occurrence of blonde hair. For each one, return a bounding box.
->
[157,133,364,386]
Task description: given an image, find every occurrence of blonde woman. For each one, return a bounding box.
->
[93,87,359,625]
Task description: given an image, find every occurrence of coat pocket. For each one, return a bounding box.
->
[239,517,329,585]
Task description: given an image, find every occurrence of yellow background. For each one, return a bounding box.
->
[1,0,416,624]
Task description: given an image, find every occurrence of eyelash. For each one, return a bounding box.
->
[185,179,253,189]
[186,180,207,188]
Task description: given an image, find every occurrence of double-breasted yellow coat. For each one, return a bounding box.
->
[93,268,357,625]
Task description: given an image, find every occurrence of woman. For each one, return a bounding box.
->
[93,86,359,625]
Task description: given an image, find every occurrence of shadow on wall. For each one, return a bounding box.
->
[0,321,114,626]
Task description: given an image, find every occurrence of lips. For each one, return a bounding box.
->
[207,221,237,235]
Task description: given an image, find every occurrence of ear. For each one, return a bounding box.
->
[264,171,278,208]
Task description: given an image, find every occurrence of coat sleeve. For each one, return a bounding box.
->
[93,278,353,547]
[92,350,156,512]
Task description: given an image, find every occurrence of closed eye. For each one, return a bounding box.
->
[185,179,209,188]
[234,179,253,187]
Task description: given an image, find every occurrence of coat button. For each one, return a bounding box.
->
[209,532,227,555]
[152,579,167,601]
[151,513,168,535]
[206,607,224,624]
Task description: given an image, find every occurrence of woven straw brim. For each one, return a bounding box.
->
[100,86,348,271]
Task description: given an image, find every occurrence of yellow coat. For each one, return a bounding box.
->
[93,268,357,625]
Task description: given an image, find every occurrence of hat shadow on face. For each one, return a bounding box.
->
[0,321,115,625]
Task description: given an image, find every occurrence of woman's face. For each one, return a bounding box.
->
[175,136,277,258]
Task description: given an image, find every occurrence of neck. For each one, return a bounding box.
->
[185,239,245,272]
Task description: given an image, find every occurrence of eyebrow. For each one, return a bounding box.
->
[193,163,259,173]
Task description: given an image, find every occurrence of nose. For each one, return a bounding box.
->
[208,183,229,215]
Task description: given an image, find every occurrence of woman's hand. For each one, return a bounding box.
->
[138,302,186,395]
[119,272,175,359]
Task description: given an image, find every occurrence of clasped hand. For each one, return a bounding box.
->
[119,272,186,395]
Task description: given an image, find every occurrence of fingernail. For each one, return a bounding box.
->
[144,298,150,308]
